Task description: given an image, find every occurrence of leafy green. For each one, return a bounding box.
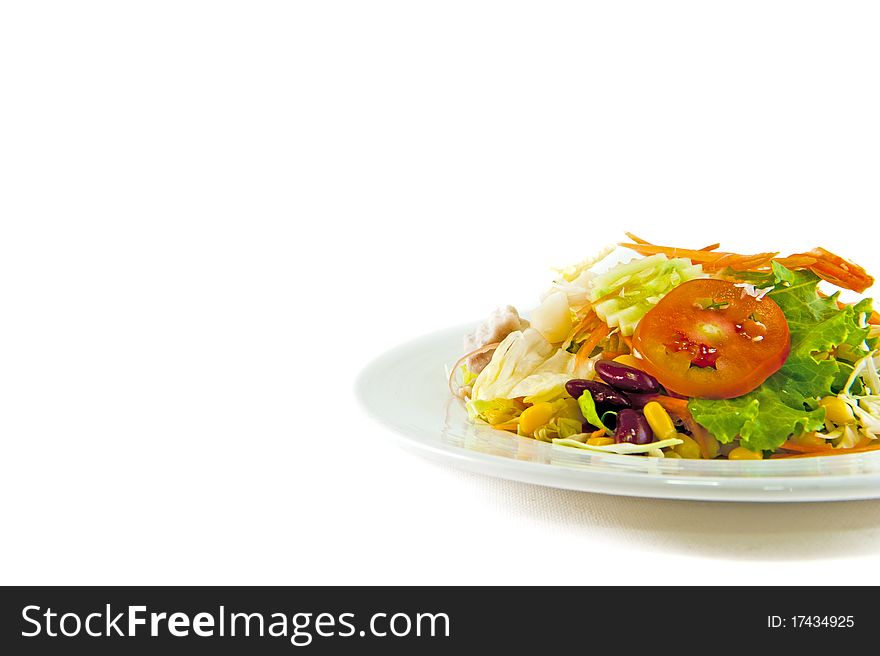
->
[689,265,873,451]
[771,260,796,285]
[716,261,794,288]
[577,391,608,433]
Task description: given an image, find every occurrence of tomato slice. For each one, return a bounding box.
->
[632,279,790,399]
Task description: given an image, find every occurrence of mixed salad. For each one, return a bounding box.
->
[449,234,880,460]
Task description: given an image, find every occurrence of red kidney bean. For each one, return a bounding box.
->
[594,360,660,394]
[614,409,654,445]
[626,393,656,409]
[565,379,632,407]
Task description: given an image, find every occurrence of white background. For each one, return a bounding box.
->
[2,2,880,585]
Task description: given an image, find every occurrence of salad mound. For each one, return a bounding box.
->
[450,234,880,460]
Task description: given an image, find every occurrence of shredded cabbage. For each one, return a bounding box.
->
[467,398,525,425]
[472,328,591,402]
[551,244,616,284]
[534,417,583,442]
[553,437,684,455]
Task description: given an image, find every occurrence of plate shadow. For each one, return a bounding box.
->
[456,468,880,560]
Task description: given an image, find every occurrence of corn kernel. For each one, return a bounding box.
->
[587,436,615,446]
[673,434,701,459]
[643,401,677,440]
[819,396,855,425]
[728,446,763,460]
[613,354,644,370]
[518,402,556,437]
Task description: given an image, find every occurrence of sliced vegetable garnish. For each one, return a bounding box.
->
[633,279,790,399]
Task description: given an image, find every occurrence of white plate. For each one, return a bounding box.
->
[357,324,880,502]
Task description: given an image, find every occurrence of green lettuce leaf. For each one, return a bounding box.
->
[577,391,608,433]
[689,266,873,452]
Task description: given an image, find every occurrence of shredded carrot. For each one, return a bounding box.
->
[772,254,818,269]
[620,236,874,293]
[778,440,833,454]
[701,252,780,272]
[679,416,719,459]
[575,322,612,367]
[619,242,728,263]
[689,426,716,459]
[776,248,873,291]
[624,232,651,245]
[808,247,874,292]
[620,242,780,272]
[699,242,721,251]
[589,428,606,438]
[563,310,598,346]
[649,395,691,418]
[809,262,873,293]
[622,335,634,351]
